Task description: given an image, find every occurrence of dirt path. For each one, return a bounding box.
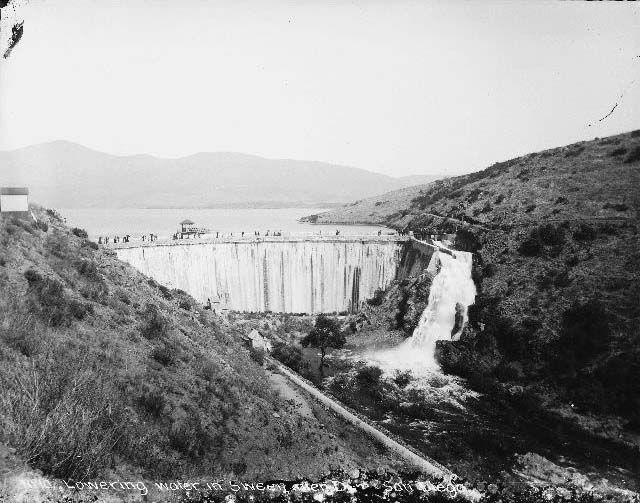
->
[267,371,314,418]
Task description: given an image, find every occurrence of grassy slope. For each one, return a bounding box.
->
[0,207,408,490]
[308,130,640,433]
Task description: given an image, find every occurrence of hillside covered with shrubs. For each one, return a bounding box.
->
[306,130,640,436]
[0,207,408,497]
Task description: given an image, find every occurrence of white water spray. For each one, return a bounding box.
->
[371,245,476,375]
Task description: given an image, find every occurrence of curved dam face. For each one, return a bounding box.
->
[116,238,404,313]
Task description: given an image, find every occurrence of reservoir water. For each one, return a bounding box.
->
[59,207,386,240]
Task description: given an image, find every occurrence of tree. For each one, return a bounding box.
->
[301,314,346,369]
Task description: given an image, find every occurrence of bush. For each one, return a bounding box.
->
[46,208,62,221]
[393,370,412,388]
[609,147,627,157]
[0,348,128,479]
[24,269,72,327]
[68,299,93,320]
[454,228,481,253]
[76,259,101,281]
[249,346,265,365]
[152,344,176,366]
[572,223,596,241]
[141,304,168,340]
[178,299,191,311]
[366,288,385,306]
[623,145,640,163]
[139,391,165,417]
[355,365,383,388]
[83,240,99,250]
[518,224,565,256]
[564,145,585,157]
[35,220,48,232]
[71,227,88,239]
[158,284,173,300]
[0,308,42,357]
[271,342,303,372]
[554,300,610,375]
[603,202,628,211]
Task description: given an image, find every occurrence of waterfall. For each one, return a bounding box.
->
[116,240,402,314]
[370,245,476,374]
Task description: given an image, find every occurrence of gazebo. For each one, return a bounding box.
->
[179,219,195,234]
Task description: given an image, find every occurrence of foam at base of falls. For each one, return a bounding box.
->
[368,245,476,376]
[116,240,402,314]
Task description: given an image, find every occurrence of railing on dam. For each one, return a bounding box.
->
[108,233,412,250]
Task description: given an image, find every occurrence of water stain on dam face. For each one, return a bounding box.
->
[115,237,405,313]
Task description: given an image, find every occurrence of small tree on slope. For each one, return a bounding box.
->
[301,314,346,369]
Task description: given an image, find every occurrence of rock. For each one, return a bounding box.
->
[248,329,272,352]
[272,412,280,418]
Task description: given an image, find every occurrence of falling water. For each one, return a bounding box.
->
[370,245,476,375]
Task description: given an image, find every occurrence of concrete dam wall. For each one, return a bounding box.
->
[115,237,405,313]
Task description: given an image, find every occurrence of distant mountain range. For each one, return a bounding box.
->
[0,141,442,209]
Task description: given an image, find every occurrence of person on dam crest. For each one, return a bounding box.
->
[204,298,212,310]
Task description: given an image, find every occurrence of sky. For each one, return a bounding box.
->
[0,0,639,177]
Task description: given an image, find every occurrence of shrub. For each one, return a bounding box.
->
[564,145,585,157]
[152,344,176,366]
[554,300,610,375]
[178,299,191,311]
[572,223,596,241]
[355,365,383,388]
[158,284,173,300]
[517,237,542,257]
[518,224,565,256]
[524,204,536,213]
[482,263,496,278]
[68,299,93,320]
[494,194,505,205]
[139,390,165,417]
[46,208,62,221]
[46,231,70,258]
[631,130,640,138]
[76,259,101,281]
[609,147,627,157]
[454,228,481,253]
[83,240,99,250]
[480,202,492,213]
[0,348,128,479]
[141,304,168,340]
[24,269,71,327]
[71,227,88,239]
[249,346,265,365]
[0,308,42,357]
[603,202,628,211]
[366,289,385,306]
[271,342,303,372]
[623,145,640,164]
[554,197,568,205]
[35,220,48,232]
[393,370,412,388]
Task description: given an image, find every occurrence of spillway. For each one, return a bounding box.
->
[369,244,476,374]
[116,238,404,313]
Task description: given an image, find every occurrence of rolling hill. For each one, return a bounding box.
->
[0,141,441,209]
[306,130,640,434]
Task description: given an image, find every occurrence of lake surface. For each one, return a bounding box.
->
[59,208,387,240]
